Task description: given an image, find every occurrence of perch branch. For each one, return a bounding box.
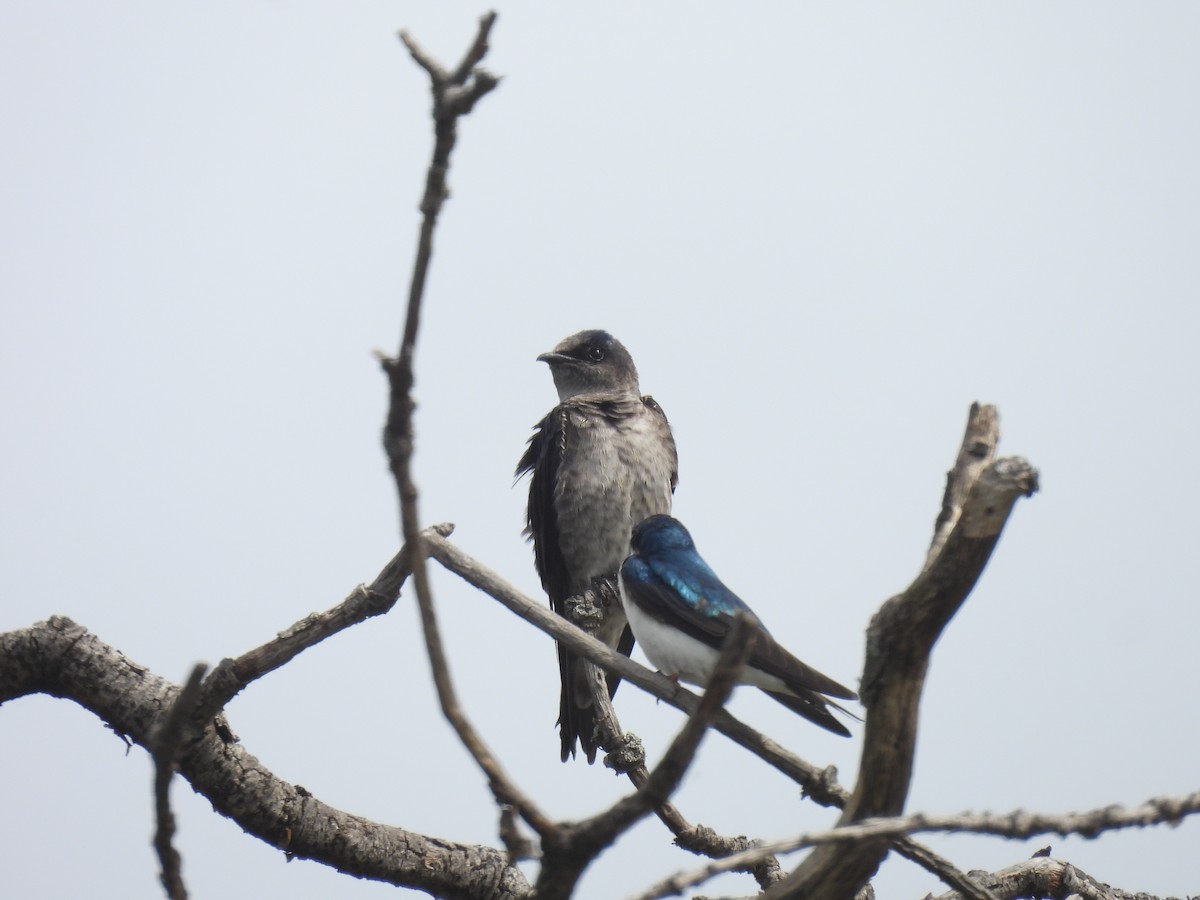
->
[424,532,848,805]
[770,405,1039,900]
[197,526,449,717]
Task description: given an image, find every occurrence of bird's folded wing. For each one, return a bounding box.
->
[516,408,570,607]
[627,559,857,701]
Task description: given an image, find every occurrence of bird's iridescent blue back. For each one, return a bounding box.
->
[630,515,760,624]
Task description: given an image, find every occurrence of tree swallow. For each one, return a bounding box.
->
[517,330,679,762]
[619,515,857,736]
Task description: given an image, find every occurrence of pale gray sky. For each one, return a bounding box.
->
[2,4,1197,898]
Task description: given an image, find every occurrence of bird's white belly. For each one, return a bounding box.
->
[622,583,792,694]
[624,598,720,687]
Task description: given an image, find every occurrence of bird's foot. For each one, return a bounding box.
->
[654,671,681,704]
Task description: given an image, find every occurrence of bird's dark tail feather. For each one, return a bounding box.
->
[557,645,596,763]
[559,691,599,764]
[764,689,859,738]
[557,627,635,763]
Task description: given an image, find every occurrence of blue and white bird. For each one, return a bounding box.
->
[618,515,858,736]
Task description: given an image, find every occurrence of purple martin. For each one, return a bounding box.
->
[619,515,858,737]
[517,330,678,763]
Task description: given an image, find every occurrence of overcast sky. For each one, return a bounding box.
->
[2,3,1198,898]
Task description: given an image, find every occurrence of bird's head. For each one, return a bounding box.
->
[630,515,695,557]
[538,329,640,401]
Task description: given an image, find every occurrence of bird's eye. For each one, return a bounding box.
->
[586,345,606,362]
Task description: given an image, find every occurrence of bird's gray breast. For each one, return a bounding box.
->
[553,401,675,608]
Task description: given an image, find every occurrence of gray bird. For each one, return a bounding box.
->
[517,330,678,763]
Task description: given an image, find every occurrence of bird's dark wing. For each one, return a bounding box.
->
[622,555,741,646]
[750,632,858,701]
[626,555,857,702]
[516,409,569,603]
[762,689,856,737]
[642,395,679,493]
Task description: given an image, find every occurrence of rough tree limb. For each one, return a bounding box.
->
[197,528,446,719]
[769,405,1040,900]
[635,792,1200,899]
[929,856,1186,900]
[6,611,1189,899]
[0,616,530,898]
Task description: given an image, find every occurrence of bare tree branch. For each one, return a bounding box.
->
[889,839,999,900]
[0,617,531,898]
[197,526,448,717]
[929,855,1187,900]
[767,405,1040,900]
[413,540,555,836]
[385,7,547,853]
[151,662,208,900]
[635,791,1200,899]
[399,12,499,113]
[381,9,499,658]
[381,8,501,536]
[6,612,1185,900]
[838,795,1200,843]
[926,403,1000,567]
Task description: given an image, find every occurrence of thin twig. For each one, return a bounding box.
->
[890,839,998,900]
[385,10,539,838]
[412,539,555,834]
[151,663,208,900]
[618,614,758,818]
[195,525,450,719]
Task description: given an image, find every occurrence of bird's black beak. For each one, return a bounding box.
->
[537,351,572,365]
